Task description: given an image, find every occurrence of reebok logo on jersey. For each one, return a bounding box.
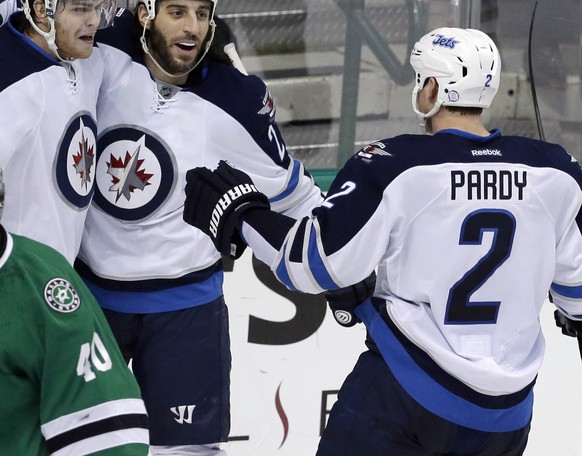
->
[472,149,502,157]
[44,278,81,313]
[210,184,260,237]
[170,405,196,424]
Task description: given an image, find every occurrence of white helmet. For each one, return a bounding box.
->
[142,0,216,22]
[409,27,501,119]
[139,0,217,77]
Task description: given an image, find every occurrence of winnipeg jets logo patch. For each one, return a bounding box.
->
[107,141,154,203]
[72,119,95,190]
[95,127,177,222]
[357,142,392,160]
[257,87,276,121]
[44,278,81,313]
[54,112,98,208]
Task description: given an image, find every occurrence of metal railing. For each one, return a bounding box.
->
[335,0,427,164]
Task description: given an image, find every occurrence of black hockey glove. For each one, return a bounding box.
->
[554,310,582,338]
[183,160,270,259]
[324,271,376,327]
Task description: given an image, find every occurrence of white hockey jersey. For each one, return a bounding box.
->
[0,13,103,264]
[76,12,322,312]
[242,128,582,432]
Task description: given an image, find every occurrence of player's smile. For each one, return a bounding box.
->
[172,37,200,59]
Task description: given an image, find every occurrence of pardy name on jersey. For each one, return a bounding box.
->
[450,169,528,202]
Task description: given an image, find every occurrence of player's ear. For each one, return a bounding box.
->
[32,0,49,25]
[426,77,439,104]
[137,4,151,29]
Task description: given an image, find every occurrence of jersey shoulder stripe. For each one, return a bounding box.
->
[0,14,59,91]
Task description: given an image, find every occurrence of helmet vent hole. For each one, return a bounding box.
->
[462,67,468,77]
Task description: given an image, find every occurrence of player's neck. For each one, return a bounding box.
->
[144,53,188,87]
[431,112,490,137]
[25,28,57,60]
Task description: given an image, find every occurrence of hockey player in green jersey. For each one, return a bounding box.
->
[0,167,149,454]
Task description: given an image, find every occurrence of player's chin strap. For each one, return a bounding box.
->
[139,16,216,80]
[23,10,72,62]
[528,0,545,142]
[411,86,443,133]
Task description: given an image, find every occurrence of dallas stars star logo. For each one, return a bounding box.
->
[106,136,153,202]
[44,278,81,313]
[72,118,95,190]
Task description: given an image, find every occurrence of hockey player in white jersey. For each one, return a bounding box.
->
[183,28,582,455]
[0,0,118,264]
[74,1,371,454]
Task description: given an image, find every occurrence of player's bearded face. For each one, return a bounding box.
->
[147,0,211,75]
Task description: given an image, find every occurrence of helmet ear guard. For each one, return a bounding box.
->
[141,0,216,21]
[22,0,58,53]
[409,27,501,119]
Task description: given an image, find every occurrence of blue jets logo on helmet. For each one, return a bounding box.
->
[432,34,459,48]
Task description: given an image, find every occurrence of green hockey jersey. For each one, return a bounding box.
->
[0,226,149,455]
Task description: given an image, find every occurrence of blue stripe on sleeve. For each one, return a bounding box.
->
[551,282,582,299]
[270,160,301,203]
[275,245,298,292]
[307,225,339,290]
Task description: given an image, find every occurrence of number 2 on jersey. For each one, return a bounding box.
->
[445,209,516,325]
[322,181,356,209]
